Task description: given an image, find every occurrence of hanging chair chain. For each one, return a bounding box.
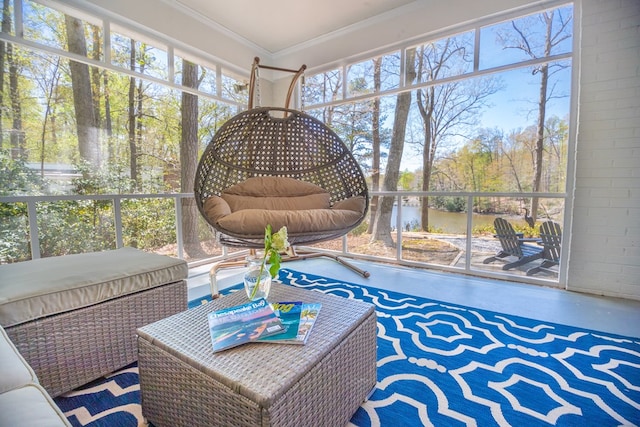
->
[300,72,305,111]
[255,63,261,108]
[248,57,306,110]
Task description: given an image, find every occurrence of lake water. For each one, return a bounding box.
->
[391,205,519,234]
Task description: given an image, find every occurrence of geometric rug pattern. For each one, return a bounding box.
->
[54,364,144,426]
[55,268,640,426]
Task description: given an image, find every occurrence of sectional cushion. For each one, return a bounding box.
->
[0,325,38,394]
[0,383,71,426]
[0,247,188,328]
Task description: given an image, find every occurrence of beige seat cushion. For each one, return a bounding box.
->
[0,383,71,426]
[0,247,188,328]
[0,325,38,394]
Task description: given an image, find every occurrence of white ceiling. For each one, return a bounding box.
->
[173,0,417,54]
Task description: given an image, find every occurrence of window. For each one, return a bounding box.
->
[303,4,573,278]
[304,4,572,197]
[0,0,247,260]
[1,0,574,282]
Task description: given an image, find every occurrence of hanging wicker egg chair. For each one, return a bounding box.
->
[195,106,369,245]
[194,59,370,294]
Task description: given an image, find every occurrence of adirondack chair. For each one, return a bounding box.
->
[526,220,562,276]
[483,217,544,270]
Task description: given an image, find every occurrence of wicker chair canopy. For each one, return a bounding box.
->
[194,106,370,248]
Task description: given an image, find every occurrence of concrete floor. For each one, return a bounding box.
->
[188,257,640,339]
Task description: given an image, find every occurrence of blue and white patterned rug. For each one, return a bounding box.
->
[55,268,640,426]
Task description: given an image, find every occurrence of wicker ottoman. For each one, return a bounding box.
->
[137,283,377,427]
[0,248,188,397]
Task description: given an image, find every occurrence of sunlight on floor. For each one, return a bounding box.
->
[188,257,640,339]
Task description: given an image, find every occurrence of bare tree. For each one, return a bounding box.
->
[370,48,416,247]
[414,37,501,230]
[367,57,382,234]
[498,8,572,222]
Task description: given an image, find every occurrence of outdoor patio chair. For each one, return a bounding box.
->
[194,58,370,296]
[526,220,562,276]
[483,217,544,270]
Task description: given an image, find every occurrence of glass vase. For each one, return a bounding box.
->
[243,255,272,300]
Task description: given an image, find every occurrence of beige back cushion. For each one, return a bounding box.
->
[221,177,331,211]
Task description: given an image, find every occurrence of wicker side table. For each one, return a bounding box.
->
[137,283,377,427]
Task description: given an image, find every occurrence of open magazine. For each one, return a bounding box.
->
[258,301,322,345]
[208,298,284,352]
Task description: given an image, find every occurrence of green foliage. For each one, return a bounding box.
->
[0,149,49,196]
[71,161,136,195]
[350,220,369,236]
[471,223,497,235]
[444,197,466,213]
[431,196,466,213]
[0,202,31,263]
[121,198,176,249]
[37,200,116,257]
[0,151,46,262]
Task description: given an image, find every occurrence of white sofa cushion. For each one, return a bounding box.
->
[0,383,71,426]
[0,325,38,394]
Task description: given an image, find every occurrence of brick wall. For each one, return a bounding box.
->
[569,0,640,299]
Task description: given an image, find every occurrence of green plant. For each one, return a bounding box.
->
[250,225,290,299]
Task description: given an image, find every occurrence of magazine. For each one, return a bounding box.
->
[295,303,322,344]
[258,302,322,345]
[208,298,284,352]
[258,302,303,342]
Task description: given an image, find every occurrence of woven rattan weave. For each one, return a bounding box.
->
[194,106,369,248]
[137,283,377,427]
[6,280,187,397]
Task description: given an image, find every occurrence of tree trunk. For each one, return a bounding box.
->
[530,13,553,223]
[128,40,138,190]
[40,59,61,177]
[371,49,416,247]
[65,15,99,170]
[368,57,382,234]
[8,40,24,160]
[181,60,203,257]
[90,25,101,131]
[0,0,9,149]
[417,84,435,232]
[104,72,113,161]
[136,77,144,187]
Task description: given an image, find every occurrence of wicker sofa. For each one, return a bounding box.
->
[0,248,188,425]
